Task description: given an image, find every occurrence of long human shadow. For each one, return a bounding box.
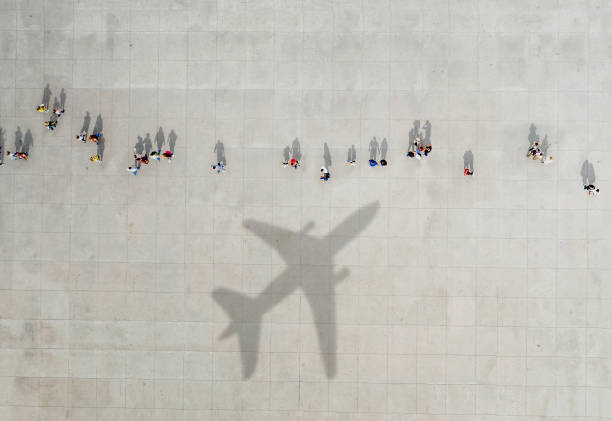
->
[323,142,332,168]
[14,127,22,152]
[60,88,66,108]
[212,202,380,379]
[81,112,91,133]
[214,140,226,165]
[94,114,104,159]
[528,123,539,147]
[464,150,474,170]
[144,134,152,155]
[581,160,596,186]
[291,138,302,161]
[135,136,144,154]
[168,130,177,152]
[347,144,356,162]
[369,137,379,160]
[42,84,51,106]
[380,138,388,160]
[23,130,33,154]
[155,127,165,150]
[408,120,421,152]
[423,120,432,145]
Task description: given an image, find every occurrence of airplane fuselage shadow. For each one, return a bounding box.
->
[212,202,380,379]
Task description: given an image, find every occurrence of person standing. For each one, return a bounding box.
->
[75,131,87,142]
[320,167,330,181]
[212,162,226,173]
[162,150,174,161]
[44,120,57,131]
[585,184,600,196]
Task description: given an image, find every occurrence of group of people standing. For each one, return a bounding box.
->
[37,103,64,132]
[127,148,175,175]
[1,96,599,196]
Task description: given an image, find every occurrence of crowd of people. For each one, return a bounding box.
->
[128,148,175,176]
[0,99,599,196]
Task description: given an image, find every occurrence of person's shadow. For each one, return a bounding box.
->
[463,150,474,170]
[168,130,177,152]
[423,120,432,146]
[369,137,379,161]
[144,134,152,155]
[323,142,332,168]
[528,123,539,147]
[380,138,388,161]
[581,160,596,186]
[135,136,144,155]
[408,120,421,152]
[23,130,33,154]
[81,112,91,133]
[93,115,104,158]
[155,127,165,151]
[93,114,103,134]
[59,88,66,108]
[14,127,23,152]
[282,146,291,162]
[214,140,226,165]
[347,144,356,162]
[541,135,549,157]
[42,84,51,106]
[291,138,302,161]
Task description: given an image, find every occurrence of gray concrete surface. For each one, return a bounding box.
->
[1,0,612,419]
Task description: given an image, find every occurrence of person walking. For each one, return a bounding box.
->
[36,104,48,112]
[89,154,102,163]
[369,159,378,167]
[407,151,422,160]
[290,157,299,169]
[464,167,473,176]
[89,133,100,143]
[53,108,64,118]
[126,166,139,175]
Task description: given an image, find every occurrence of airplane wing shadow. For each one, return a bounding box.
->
[211,202,380,379]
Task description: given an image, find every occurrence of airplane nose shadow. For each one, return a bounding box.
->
[212,202,380,379]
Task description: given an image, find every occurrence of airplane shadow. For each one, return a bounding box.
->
[212,202,380,379]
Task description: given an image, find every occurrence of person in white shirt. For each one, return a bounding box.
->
[320,167,330,181]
